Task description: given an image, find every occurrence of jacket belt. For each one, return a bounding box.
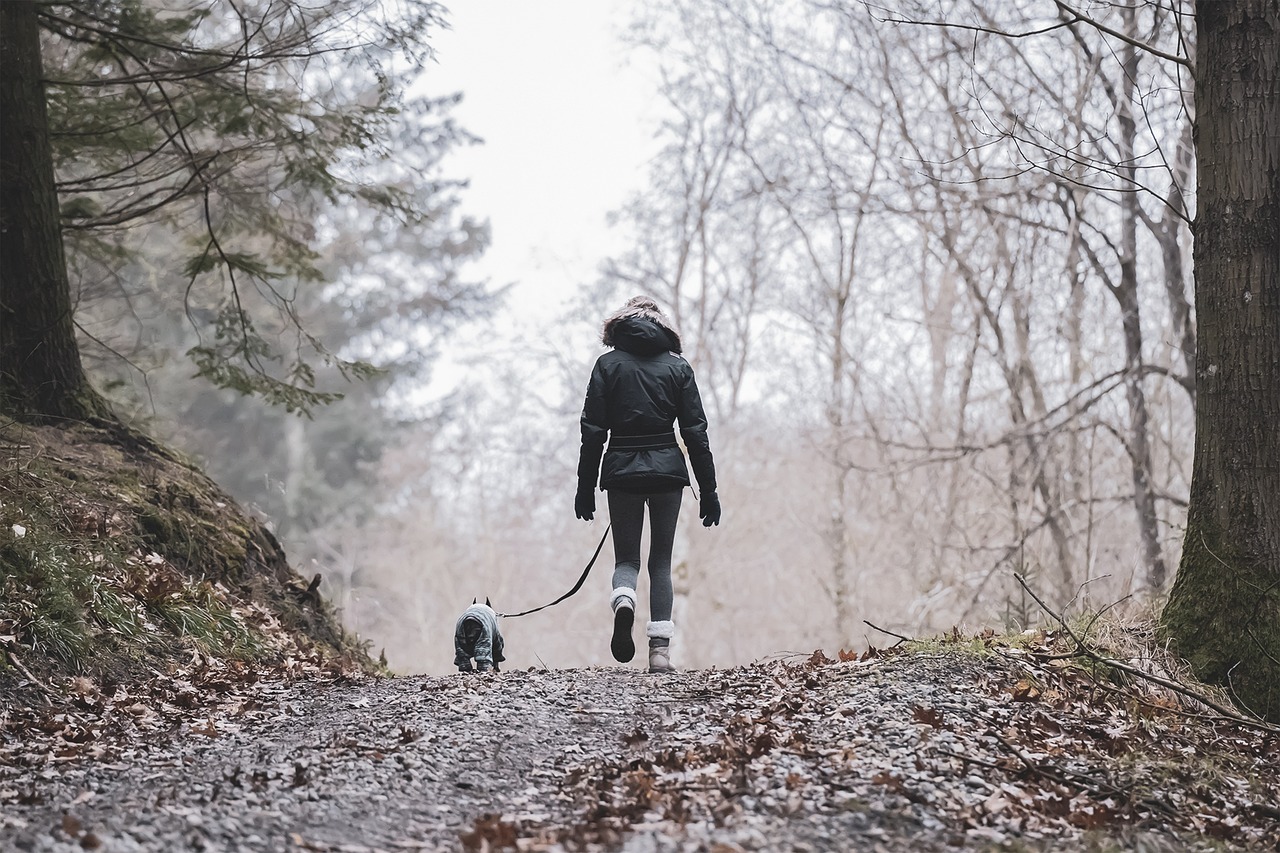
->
[608,432,679,451]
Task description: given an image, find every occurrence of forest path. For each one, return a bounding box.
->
[3,649,1275,852]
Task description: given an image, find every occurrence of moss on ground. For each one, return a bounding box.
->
[0,418,372,687]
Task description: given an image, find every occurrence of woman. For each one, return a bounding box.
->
[575,295,720,673]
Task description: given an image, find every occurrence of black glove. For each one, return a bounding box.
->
[699,490,721,527]
[575,488,595,521]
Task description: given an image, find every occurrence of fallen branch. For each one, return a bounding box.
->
[992,732,1180,819]
[1040,661,1262,730]
[994,732,1126,798]
[863,621,912,644]
[1012,572,1280,735]
[1,643,56,702]
[932,748,1006,772]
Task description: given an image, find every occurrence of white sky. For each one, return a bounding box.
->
[422,1,661,321]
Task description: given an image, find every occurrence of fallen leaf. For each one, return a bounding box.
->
[458,813,517,851]
[190,720,219,738]
[1011,680,1042,702]
[808,649,834,667]
[912,705,945,728]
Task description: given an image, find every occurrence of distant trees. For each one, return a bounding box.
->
[230,0,1276,687]
[589,0,1200,649]
[872,0,1278,724]
[594,0,1280,720]
[2,0,486,424]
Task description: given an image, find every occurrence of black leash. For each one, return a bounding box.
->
[499,524,612,618]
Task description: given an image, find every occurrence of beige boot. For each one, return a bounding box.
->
[647,621,675,673]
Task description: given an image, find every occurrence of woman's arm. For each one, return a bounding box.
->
[576,359,609,514]
[677,362,716,496]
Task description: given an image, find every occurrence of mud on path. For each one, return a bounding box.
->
[3,647,1278,852]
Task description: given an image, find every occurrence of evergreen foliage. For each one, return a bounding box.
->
[37,0,489,413]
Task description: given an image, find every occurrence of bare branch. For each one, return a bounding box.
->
[1012,573,1280,734]
[1051,0,1193,70]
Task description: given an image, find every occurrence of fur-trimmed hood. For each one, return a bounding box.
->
[601,296,683,355]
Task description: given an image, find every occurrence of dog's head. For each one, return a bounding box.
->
[460,598,497,643]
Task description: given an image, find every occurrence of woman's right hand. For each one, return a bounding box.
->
[699,490,721,527]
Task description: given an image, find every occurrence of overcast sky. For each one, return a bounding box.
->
[423,1,660,321]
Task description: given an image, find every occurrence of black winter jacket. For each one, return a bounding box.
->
[577,315,716,495]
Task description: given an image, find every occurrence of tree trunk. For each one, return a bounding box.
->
[283,414,309,538]
[828,289,856,646]
[1115,21,1168,594]
[0,1,107,422]
[1148,116,1197,402]
[1161,0,1280,722]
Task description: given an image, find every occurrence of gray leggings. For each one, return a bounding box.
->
[608,490,682,622]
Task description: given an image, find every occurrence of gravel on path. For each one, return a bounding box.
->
[3,648,1277,852]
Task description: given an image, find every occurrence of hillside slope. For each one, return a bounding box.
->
[0,419,371,693]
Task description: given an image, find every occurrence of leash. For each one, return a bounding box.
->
[499,524,612,618]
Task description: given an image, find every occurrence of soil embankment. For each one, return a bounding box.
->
[1,419,369,691]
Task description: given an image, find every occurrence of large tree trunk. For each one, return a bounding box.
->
[1161,0,1280,722]
[0,2,107,422]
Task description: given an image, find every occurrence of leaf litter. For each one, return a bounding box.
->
[1,629,1278,851]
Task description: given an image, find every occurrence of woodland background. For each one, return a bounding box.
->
[63,0,1197,674]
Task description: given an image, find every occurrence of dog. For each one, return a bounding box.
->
[453,598,505,673]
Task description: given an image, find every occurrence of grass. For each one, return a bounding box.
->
[901,624,1050,658]
[2,530,113,667]
[0,503,261,671]
[1,418,363,682]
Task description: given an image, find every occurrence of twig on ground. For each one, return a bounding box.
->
[863,621,913,644]
[996,730,1184,819]
[1,644,56,702]
[991,731,1188,819]
[1012,572,1280,735]
[993,732,1124,797]
[932,748,1006,772]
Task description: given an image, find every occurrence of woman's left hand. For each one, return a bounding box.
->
[575,489,595,521]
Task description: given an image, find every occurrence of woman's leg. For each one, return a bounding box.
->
[608,490,645,596]
[607,490,645,661]
[645,490,682,621]
[644,490,682,672]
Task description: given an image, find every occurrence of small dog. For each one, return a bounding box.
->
[453,598,505,673]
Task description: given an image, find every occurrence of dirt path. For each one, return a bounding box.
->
[2,649,1277,852]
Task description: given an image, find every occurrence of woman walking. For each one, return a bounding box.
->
[575,296,720,673]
